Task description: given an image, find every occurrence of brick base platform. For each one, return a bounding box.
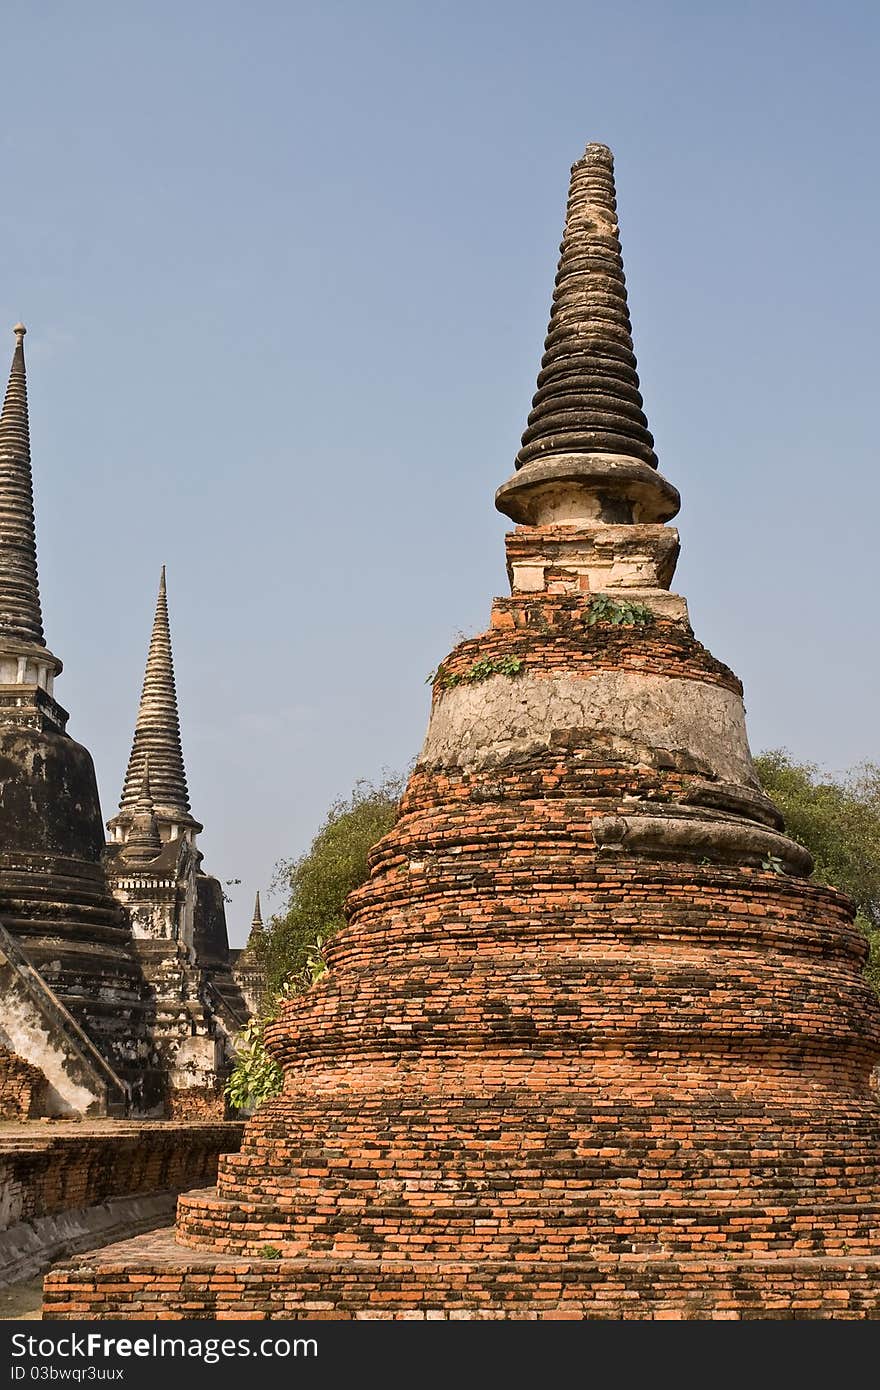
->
[42,1226,880,1319]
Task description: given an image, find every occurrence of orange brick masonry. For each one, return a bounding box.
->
[42,602,880,1319]
[0,1049,48,1120]
[2,1121,243,1231]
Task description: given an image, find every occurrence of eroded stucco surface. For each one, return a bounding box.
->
[421,669,756,785]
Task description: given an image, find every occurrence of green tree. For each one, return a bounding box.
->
[754,751,880,993]
[225,1013,283,1113]
[226,775,403,1112]
[226,942,332,1113]
[259,773,403,995]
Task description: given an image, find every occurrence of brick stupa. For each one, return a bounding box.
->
[45,145,880,1318]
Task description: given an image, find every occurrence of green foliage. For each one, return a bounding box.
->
[262,775,403,995]
[258,1245,282,1259]
[227,778,402,1113]
[225,943,330,1115]
[754,751,880,993]
[585,594,654,627]
[303,933,328,985]
[224,1013,284,1113]
[761,854,785,874]
[429,655,524,689]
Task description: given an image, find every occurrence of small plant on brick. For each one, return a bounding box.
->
[304,934,328,985]
[761,853,786,874]
[258,1244,282,1259]
[428,655,525,689]
[585,594,654,627]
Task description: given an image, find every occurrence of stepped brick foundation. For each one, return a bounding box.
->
[42,1238,880,1320]
[43,143,880,1319]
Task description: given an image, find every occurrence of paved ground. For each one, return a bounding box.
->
[0,1278,42,1319]
[45,1227,240,1267]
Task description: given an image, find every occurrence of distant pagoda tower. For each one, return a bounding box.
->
[0,328,59,689]
[108,565,201,847]
[0,326,156,1112]
[105,569,248,1114]
[250,891,263,937]
[44,148,880,1318]
[231,892,268,1019]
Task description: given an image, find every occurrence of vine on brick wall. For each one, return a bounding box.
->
[585,594,654,627]
[428,655,525,689]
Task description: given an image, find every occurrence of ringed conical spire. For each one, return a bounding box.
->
[0,324,46,648]
[496,144,679,526]
[516,143,656,469]
[251,891,263,932]
[116,566,196,830]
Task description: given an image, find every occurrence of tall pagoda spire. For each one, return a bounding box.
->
[0,325,51,653]
[496,144,679,527]
[112,566,199,838]
[0,324,155,1109]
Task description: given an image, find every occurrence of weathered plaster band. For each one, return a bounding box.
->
[421,668,756,784]
[495,453,681,525]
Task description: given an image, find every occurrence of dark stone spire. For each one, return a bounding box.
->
[517,144,656,469]
[0,326,158,1112]
[496,144,680,527]
[115,567,199,834]
[0,325,46,649]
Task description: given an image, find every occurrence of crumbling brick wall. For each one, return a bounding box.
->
[0,1046,49,1120]
[165,1087,228,1122]
[0,1122,243,1234]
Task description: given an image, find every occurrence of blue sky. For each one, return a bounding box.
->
[3,2,878,942]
